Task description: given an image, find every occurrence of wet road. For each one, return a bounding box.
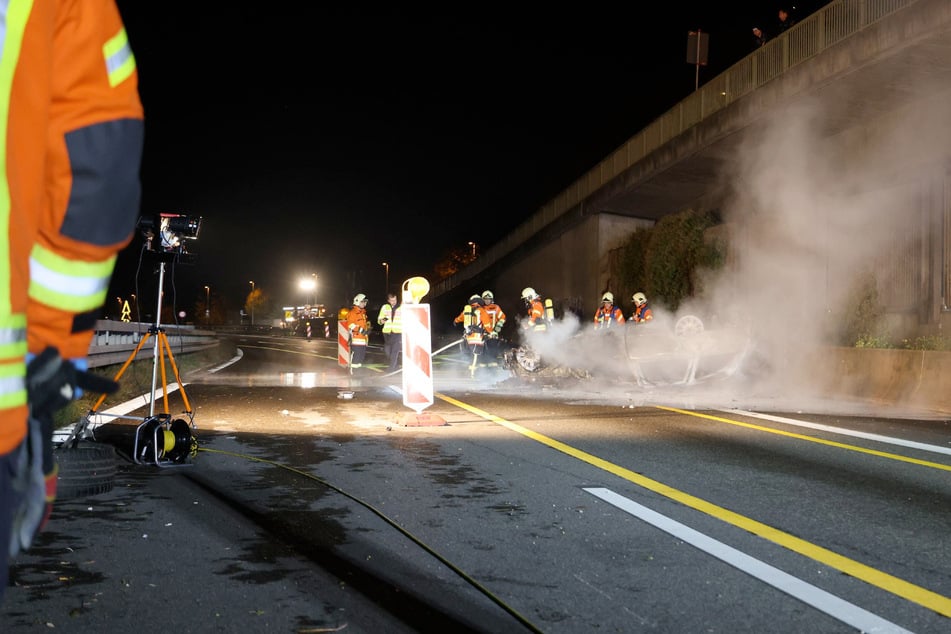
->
[4,332,951,633]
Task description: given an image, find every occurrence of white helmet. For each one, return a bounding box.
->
[521,287,538,301]
[468,294,484,306]
[353,293,367,305]
[481,290,494,301]
[632,292,647,307]
[601,292,614,304]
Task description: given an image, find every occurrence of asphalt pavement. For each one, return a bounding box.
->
[1,431,513,633]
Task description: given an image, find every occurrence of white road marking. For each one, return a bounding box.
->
[719,409,951,456]
[54,350,246,442]
[584,487,913,634]
[207,348,243,373]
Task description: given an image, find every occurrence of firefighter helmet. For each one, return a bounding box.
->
[521,287,538,301]
[602,292,614,304]
[468,294,484,306]
[353,293,367,305]
[481,290,494,301]
[632,292,647,307]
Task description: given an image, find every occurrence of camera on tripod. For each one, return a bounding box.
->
[137,212,202,263]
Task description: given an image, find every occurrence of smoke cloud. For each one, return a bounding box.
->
[484,85,951,419]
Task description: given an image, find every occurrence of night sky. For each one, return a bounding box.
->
[109,2,826,322]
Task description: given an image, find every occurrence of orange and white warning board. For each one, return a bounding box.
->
[400,303,433,413]
[338,321,350,367]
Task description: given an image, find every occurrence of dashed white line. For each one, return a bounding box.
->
[584,487,912,634]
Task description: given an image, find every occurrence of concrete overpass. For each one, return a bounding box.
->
[431,0,951,342]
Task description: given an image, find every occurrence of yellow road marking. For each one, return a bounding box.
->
[435,393,951,618]
[658,406,951,472]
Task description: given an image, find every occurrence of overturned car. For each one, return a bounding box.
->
[502,312,753,387]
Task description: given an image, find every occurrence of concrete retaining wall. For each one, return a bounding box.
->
[813,347,951,416]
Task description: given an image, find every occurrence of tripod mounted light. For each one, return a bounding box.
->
[137,212,202,260]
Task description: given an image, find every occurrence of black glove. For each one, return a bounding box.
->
[11,347,118,557]
[26,348,118,408]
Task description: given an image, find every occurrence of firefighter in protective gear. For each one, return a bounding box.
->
[521,287,549,332]
[376,292,402,373]
[454,295,494,334]
[594,292,625,329]
[480,290,506,336]
[630,292,654,324]
[454,295,494,358]
[480,290,506,361]
[344,294,370,367]
[0,1,144,588]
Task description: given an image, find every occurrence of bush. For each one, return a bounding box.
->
[900,335,951,351]
[618,209,724,312]
[838,270,890,348]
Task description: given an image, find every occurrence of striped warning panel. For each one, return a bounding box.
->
[400,303,433,413]
[338,322,350,366]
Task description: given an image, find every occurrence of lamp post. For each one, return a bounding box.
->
[204,285,210,321]
[249,280,255,326]
[382,262,389,294]
[468,241,477,258]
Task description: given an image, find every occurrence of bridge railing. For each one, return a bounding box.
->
[432,0,915,298]
[87,320,218,368]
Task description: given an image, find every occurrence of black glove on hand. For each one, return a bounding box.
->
[26,347,118,472]
[11,347,118,557]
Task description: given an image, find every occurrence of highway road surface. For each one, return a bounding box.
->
[4,332,950,633]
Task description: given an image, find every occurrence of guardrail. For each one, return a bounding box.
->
[87,320,219,369]
[432,0,917,298]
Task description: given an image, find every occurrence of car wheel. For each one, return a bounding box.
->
[55,441,117,500]
[674,315,704,336]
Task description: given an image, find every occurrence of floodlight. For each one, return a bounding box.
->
[137,212,202,260]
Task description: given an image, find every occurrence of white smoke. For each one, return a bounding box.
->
[485,85,951,419]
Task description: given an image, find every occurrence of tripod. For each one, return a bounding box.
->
[86,260,196,467]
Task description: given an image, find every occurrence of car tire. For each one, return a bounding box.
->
[55,441,117,500]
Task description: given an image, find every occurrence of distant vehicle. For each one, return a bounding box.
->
[282,304,334,338]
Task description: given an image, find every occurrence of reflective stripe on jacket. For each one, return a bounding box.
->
[345,306,369,345]
[483,302,506,333]
[594,305,625,328]
[377,303,402,334]
[631,304,654,323]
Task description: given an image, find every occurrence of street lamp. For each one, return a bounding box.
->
[468,241,477,258]
[299,274,317,306]
[382,262,389,294]
[249,280,255,326]
[204,285,210,320]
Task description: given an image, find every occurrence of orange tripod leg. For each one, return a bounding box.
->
[89,331,152,412]
[159,332,193,415]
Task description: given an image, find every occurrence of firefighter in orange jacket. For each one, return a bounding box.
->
[0,1,144,592]
[454,295,493,358]
[520,287,549,332]
[593,292,625,330]
[454,295,493,333]
[480,290,506,361]
[344,294,370,368]
[630,292,654,324]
